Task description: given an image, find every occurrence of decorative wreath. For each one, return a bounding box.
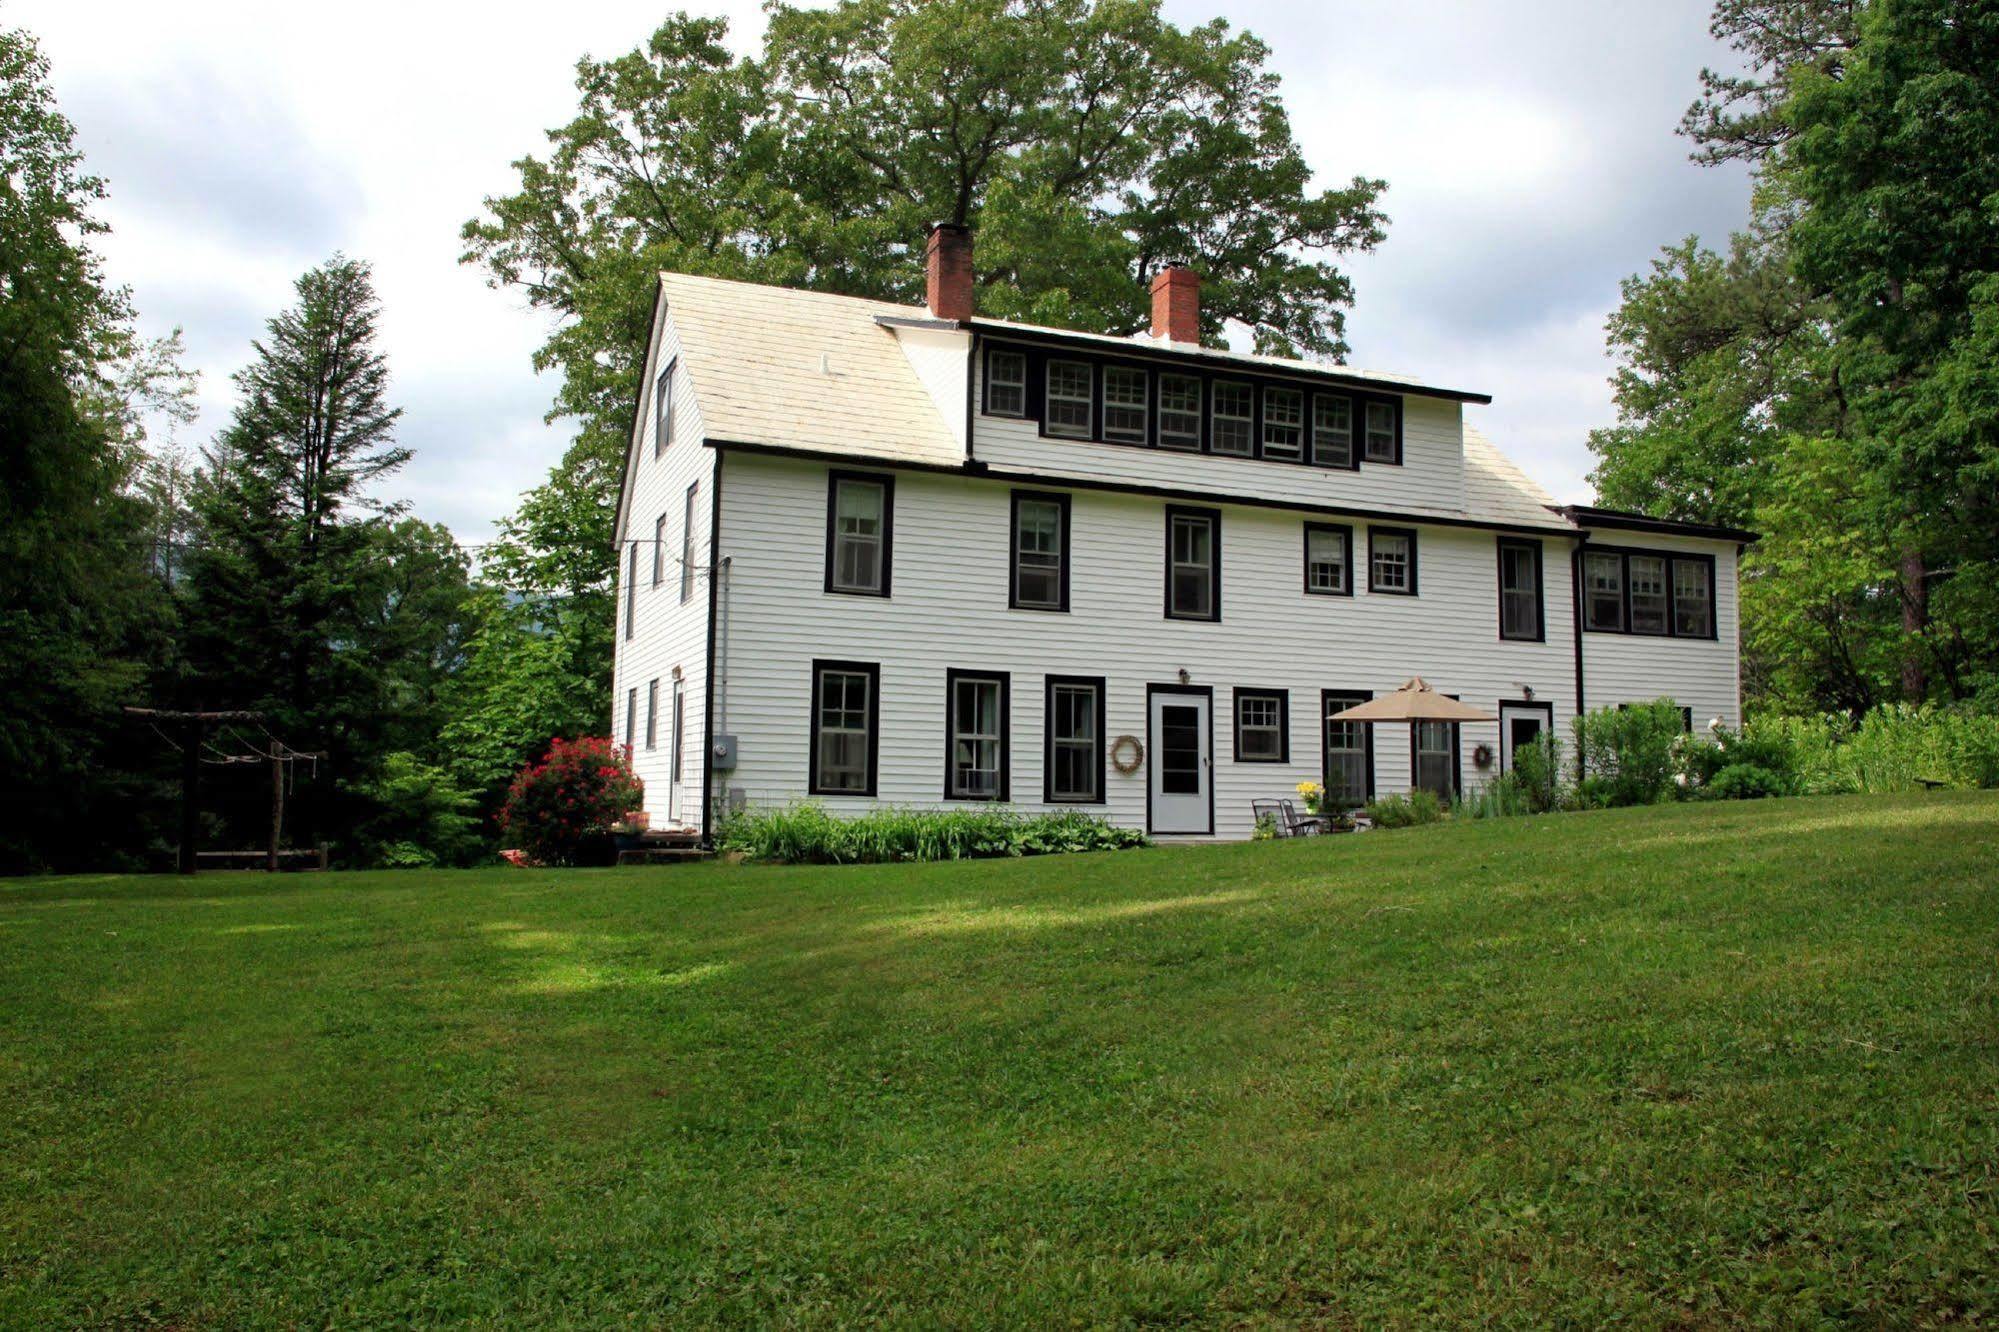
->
[1109,734,1145,775]
[1473,742,1495,770]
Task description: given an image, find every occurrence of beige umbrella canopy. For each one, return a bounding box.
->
[1326,677,1495,724]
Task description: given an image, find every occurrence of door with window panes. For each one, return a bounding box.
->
[1148,688,1211,834]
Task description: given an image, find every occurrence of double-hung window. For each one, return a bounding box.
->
[1211,382,1253,456]
[645,679,659,750]
[1363,399,1400,463]
[1498,539,1543,641]
[946,669,1009,800]
[826,472,892,596]
[671,680,686,781]
[1010,491,1070,611]
[1262,387,1304,460]
[652,513,668,586]
[624,540,638,639]
[1102,366,1147,444]
[1304,523,1352,596]
[1368,527,1417,595]
[1322,691,1373,807]
[1165,506,1220,621]
[680,482,698,602]
[1413,720,1458,798]
[1628,555,1669,634]
[1673,559,1714,637]
[1584,551,1624,631]
[1158,374,1202,449]
[1312,394,1353,467]
[1044,675,1105,804]
[654,359,674,456]
[810,660,877,795]
[986,349,1027,417]
[624,687,638,751]
[1234,688,1288,762]
[1046,360,1093,438]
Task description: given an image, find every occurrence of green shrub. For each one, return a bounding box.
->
[346,752,484,868]
[1748,705,1999,794]
[718,804,1147,864]
[1708,763,1791,800]
[1510,733,1564,813]
[1571,701,1684,806]
[1365,790,1445,828]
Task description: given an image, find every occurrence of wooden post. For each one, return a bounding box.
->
[179,719,202,876]
[268,746,284,873]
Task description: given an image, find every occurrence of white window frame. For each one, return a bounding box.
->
[827,473,891,596]
[1312,393,1353,467]
[1262,387,1304,460]
[810,662,876,795]
[654,360,674,456]
[652,512,668,587]
[1305,524,1350,596]
[1673,558,1714,637]
[1045,360,1093,439]
[1584,551,1624,631]
[1210,381,1253,456]
[1166,507,1220,621]
[1045,677,1103,804]
[946,670,1008,801]
[1368,527,1416,596]
[1363,399,1399,463]
[1628,554,1670,635]
[1102,365,1147,444]
[1234,689,1287,763]
[986,348,1027,417]
[1158,374,1202,450]
[680,481,698,602]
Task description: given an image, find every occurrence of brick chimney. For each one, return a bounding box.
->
[1150,264,1201,344]
[925,222,973,322]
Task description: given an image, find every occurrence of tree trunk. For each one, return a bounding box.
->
[1899,549,1928,702]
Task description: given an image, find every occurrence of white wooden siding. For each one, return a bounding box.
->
[712,453,1594,838]
[972,352,1470,519]
[612,308,715,830]
[1576,530,1744,730]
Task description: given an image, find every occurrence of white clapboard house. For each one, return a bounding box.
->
[611,225,1753,841]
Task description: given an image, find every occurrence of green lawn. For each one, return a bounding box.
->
[3,795,1995,1327]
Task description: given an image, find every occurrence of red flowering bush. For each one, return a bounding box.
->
[498,737,644,866]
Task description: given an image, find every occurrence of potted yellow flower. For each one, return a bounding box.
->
[1295,780,1326,815]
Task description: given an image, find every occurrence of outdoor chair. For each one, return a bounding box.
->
[1252,799,1323,837]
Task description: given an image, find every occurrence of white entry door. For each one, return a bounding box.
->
[1498,699,1554,772]
[1148,688,1212,835]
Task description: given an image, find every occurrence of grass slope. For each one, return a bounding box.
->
[2,794,1995,1327]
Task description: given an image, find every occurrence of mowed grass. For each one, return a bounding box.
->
[2,796,1996,1327]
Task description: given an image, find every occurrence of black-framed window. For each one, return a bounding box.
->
[1211,382,1253,456]
[1103,366,1148,444]
[810,660,878,795]
[1498,538,1544,641]
[825,471,892,596]
[1363,399,1401,463]
[624,539,638,639]
[1010,490,1070,612]
[672,680,686,781]
[1322,690,1374,807]
[1165,506,1221,621]
[1045,360,1093,438]
[645,678,659,750]
[1044,674,1106,804]
[624,686,638,750]
[1412,720,1459,799]
[945,668,1010,801]
[680,482,699,602]
[654,359,675,456]
[1263,387,1304,461]
[1304,522,1353,596]
[652,512,668,586]
[986,348,1027,417]
[1368,526,1417,595]
[1233,688,1289,762]
[1582,547,1718,639]
[1159,374,1202,449]
[1312,393,1354,468]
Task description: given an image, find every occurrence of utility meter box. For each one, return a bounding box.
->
[711,734,738,771]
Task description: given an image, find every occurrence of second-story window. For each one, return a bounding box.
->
[986,349,1026,417]
[826,471,892,596]
[1498,538,1543,640]
[652,512,668,586]
[1304,523,1352,596]
[1584,551,1624,630]
[1211,382,1253,456]
[1673,559,1714,637]
[1103,366,1147,443]
[1158,374,1202,449]
[624,540,638,639]
[1166,506,1220,621]
[1363,400,1400,463]
[1312,394,1353,467]
[1263,387,1304,460]
[680,481,699,602]
[1010,491,1069,611]
[654,359,675,456]
[1046,360,1093,438]
[1628,555,1670,634]
[1369,527,1417,595]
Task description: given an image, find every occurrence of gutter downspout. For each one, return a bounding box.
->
[1570,533,1588,718]
[963,327,980,468]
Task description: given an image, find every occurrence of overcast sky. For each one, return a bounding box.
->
[20,0,1751,541]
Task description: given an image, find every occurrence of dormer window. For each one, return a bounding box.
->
[1211,382,1253,456]
[1158,374,1202,450]
[1312,394,1353,467]
[1363,400,1400,463]
[985,349,1026,417]
[1103,366,1147,444]
[1262,387,1304,460]
[1046,360,1093,438]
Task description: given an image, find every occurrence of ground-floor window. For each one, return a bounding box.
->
[946,669,1010,800]
[810,660,878,796]
[1044,675,1104,804]
[1413,720,1458,799]
[1322,690,1373,807]
[1233,688,1289,762]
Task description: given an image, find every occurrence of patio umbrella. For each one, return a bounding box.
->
[1325,677,1495,724]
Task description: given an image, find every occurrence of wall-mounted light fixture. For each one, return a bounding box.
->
[1177,668,1191,685]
